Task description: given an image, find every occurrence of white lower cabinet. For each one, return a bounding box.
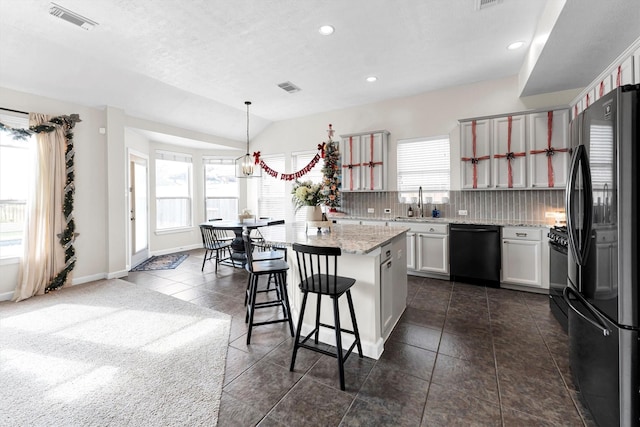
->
[397,222,449,277]
[501,227,547,289]
[380,236,408,340]
[417,232,449,274]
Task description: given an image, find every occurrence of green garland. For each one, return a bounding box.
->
[0,114,81,292]
[321,124,341,208]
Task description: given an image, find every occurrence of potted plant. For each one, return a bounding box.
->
[291,180,323,221]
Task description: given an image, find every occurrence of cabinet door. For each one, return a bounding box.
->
[528,110,570,188]
[492,115,527,188]
[416,233,449,274]
[406,232,416,270]
[380,257,394,338]
[361,132,386,191]
[341,135,363,191]
[460,120,492,189]
[595,75,613,101]
[502,239,542,287]
[612,55,634,88]
[635,47,640,84]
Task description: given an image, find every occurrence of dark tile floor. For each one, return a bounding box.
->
[123,249,597,426]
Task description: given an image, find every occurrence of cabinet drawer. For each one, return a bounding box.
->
[380,243,393,262]
[411,223,449,234]
[502,227,541,241]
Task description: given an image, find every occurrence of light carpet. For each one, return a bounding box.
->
[0,279,231,426]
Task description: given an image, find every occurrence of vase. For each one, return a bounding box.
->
[305,205,323,221]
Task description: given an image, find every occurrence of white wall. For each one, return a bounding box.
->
[0,86,108,299]
[0,87,241,299]
[249,75,580,194]
[0,75,580,299]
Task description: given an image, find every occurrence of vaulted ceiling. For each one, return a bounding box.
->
[1,0,638,144]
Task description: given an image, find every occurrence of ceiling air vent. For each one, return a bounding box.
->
[49,2,98,30]
[475,0,502,10]
[277,81,301,94]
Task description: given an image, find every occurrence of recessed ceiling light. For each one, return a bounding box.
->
[366,76,378,83]
[319,25,334,36]
[507,41,525,50]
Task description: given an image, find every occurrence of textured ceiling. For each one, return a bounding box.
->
[0,0,638,144]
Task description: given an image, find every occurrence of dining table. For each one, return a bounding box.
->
[202,218,285,263]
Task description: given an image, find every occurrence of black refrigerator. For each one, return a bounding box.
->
[565,84,639,427]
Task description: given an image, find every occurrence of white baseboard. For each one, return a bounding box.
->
[0,291,14,301]
[151,244,202,257]
[107,270,129,279]
[72,273,107,286]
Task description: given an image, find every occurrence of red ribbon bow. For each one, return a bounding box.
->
[253,151,261,165]
[318,143,325,158]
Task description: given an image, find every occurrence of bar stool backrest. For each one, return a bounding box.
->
[242,228,254,268]
[292,243,342,294]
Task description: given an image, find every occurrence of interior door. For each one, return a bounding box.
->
[130,154,149,267]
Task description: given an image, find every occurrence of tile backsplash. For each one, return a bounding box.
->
[339,190,565,224]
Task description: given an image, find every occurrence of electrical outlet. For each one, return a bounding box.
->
[384,208,391,214]
[367,208,375,214]
[458,210,468,216]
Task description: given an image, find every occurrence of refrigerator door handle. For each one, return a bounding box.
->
[563,286,611,336]
[566,145,593,266]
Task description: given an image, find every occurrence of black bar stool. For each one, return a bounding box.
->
[290,243,363,391]
[242,230,294,344]
[242,227,286,307]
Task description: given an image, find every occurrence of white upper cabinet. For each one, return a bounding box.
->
[635,47,640,84]
[492,115,527,189]
[460,110,569,190]
[340,130,389,191]
[613,55,634,87]
[460,120,492,189]
[595,75,613,102]
[527,109,570,189]
[341,133,363,191]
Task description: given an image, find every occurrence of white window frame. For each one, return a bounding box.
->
[203,157,239,220]
[0,112,33,261]
[397,136,451,204]
[155,150,193,232]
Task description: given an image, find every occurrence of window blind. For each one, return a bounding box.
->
[397,136,450,191]
[155,150,192,163]
[258,154,286,219]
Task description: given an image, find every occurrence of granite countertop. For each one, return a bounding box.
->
[258,223,409,255]
[329,214,552,228]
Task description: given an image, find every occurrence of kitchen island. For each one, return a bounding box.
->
[259,223,409,359]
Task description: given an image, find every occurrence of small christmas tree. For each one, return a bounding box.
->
[321,124,341,210]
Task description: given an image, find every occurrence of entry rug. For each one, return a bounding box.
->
[0,279,230,426]
[131,253,188,271]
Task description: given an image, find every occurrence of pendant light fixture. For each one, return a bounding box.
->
[235,101,261,178]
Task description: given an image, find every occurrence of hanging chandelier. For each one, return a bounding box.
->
[235,101,260,178]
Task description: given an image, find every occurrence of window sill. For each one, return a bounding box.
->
[0,256,20,266]
[155,226,194,236]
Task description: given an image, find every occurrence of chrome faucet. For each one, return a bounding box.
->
[417,186,423,217]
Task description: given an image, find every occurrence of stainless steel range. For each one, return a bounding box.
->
[548,225,568,332]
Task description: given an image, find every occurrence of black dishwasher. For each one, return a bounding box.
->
[449,224,501,287]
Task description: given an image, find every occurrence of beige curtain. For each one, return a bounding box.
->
[13,114,69,302]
